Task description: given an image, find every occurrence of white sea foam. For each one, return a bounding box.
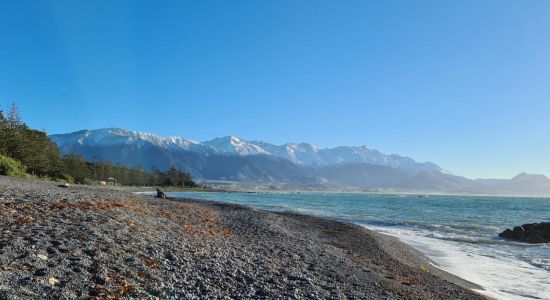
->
[365,225,550,300]
[134,191,156,195]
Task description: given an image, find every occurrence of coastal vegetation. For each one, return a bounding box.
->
[0,103,197,187]
[61,154,197,187]
[0,154,26,177]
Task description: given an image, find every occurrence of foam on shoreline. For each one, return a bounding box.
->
[365,225,550,300]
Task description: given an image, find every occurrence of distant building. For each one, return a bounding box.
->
[107,177,117,185]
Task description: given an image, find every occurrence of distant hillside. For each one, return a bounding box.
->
[49,128,550,196]
[315,163,469,191]
[50,128,445,173]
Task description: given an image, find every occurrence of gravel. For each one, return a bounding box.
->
[0,176,486,299]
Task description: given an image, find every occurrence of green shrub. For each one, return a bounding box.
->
[25,173,40,180]
[82,178,95,185]
[55,174,74,184]
[0,154,26,177]
[63,174,75,184]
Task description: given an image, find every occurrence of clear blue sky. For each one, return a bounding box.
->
[1,1,549,179]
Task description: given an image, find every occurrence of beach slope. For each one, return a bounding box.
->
[0,176,484,299]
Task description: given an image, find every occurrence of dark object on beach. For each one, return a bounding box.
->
[156,188,166,199]
[58,183,70,188]
[499,222,550,243]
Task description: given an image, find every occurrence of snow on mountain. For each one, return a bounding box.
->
[50,128,447,174]
[249,141,323,165]
[203,136,269,156]
[250,142,447,174]
[318,146,387,166]
[47,129,550,194]
[49,128,211,153]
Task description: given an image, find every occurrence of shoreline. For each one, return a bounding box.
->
[169,193,496,298]
[253,190,550,199]
[167,190,550,299]
[103,183,550,199]
[366,224,550,300]
[0,176,485,299]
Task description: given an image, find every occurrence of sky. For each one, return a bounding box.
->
[1,1,549,179]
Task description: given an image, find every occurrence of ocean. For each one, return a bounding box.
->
[169,191,550,300]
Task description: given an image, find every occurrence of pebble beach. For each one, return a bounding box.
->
[0,176,485,299]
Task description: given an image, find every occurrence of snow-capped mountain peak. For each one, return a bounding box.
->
[203,136,269,156]
[49,128,447,174]
[50,128,210,153]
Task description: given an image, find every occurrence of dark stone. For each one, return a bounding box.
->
[84,249,97,257]
[93,275,107,285]
[156,188,166,199]
[499,222,550,243]
[34,269,47,276]
[89,288,100,297]
[18,277,32,285]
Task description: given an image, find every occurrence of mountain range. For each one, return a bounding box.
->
[49,128,550,196]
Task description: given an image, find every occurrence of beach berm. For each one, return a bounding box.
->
[0,176,485,299]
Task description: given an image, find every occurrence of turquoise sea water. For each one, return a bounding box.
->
[169,192,550,300]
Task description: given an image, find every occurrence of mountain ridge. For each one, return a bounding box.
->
[50,128,446,174]
[48,128,550,196]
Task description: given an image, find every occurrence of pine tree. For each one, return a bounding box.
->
[6,102,22,129]
[0,110,8,155]
[0,101,199,186]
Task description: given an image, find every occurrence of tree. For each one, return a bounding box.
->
[6,102,22,129]
[62,154,91,183]
[0,103,64,178]
[2,104,26,161]
[0,101,199,187]
[0,110,8,155]
[166,167,180,186]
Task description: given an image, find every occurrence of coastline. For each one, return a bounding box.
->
[0,176,485,299]
[366,224,550,300]
[167,190,550,299]
[107,183,550,199]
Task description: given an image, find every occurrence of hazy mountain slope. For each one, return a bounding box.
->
[51,128,444,175]
[248,141,446,174]
[48,128,550,195]
[315,163,406,188]
[250,141,323,166]
[50,129,319,184]
[315,162,550,195]
[53,141,206,174]
[203,136,268,156]
[468,173,550,196]
[190,154,318,183]
[316,146,446,174]
[315,163,469,191]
